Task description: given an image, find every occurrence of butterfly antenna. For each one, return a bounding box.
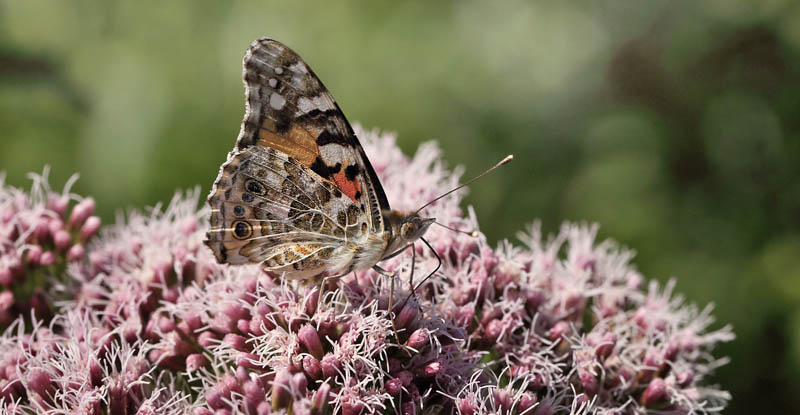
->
[415,154,513,215]
[433,221,479,238]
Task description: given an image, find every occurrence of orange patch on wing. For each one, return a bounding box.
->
[332,169,361,202]
[258,122,320,166]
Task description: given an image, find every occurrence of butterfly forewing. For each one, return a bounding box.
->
[237,38,389,231]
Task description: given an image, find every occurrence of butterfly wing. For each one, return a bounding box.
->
[206,146,364,273]
[237,38,388,231]
[206,38,389,274]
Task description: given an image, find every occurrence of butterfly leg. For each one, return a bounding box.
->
[317,272,348,306]
[371,264,400,343]
[400,237,441,311]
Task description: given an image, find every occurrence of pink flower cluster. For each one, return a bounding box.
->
[0,128,733,414]
[0,170,100,326]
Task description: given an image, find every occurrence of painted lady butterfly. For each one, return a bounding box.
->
[205,38,435,285]
[205,38,511,297]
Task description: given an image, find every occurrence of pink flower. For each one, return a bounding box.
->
[0,128,733,414]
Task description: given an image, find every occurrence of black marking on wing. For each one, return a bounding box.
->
[344,164,360,181]
[310,157,342,180]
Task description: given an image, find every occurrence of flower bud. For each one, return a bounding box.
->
[26,245,42,266]
[298,324,324,359]
[341,401,365,415]
[305,287,319,316]
[249,315,266,336]
[525,289,545,315]
[310,383,331,415]
[395,302,418,329]
[243,379,265,403]
[547,321,570,341]
[484,319,504,343]
[67,244,85,262]
[579,369,598,396]
[454,304,474,329]
[676,371,694,388]
[223,373,240,395]
[223,334,249,352]
[663,339,680,362]
[256,402,270,415]
[595,332,616,360]
[235,366,250,383]
[518,392,537,413]
[88,358,103,387]
[303,356,322,380]
[320,353,341,379]
[205,383,227,410]
[54,230,71,251]
[40,251,56,266]
[0,268,11,286]
[271,370,293,410]
[237,319,250,334]
[27,369,54,400]
[79,216,101,240]
[223,302,247,323]
[236,353,259,370]
[417,359,444,377]
[47,194,68,217]
[183,311,203,332]
[292,373,307,395]
[186,354,208,371]
[198,331,218,348]
[0,291,13,311]
[48,218,64,238]
[456,398,476,415]
[406,329,429,350]
[67,198,95,229]
[641,377,667,407]
[492,389,512,412]
[385,378,403,395]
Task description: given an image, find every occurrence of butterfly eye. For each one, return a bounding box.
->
[401,222,416,239]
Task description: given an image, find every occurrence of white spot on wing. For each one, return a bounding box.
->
[319,143,347,163]
[275,67,284,75]
[290,62,308,74]
[268,78,277,88]
[270,93,286,110]
[296,95,335,115]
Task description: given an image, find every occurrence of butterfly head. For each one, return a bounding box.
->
[383,210,434,256]
[400,214,435,243]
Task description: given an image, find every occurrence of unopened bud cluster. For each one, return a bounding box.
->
[1,172,100,327]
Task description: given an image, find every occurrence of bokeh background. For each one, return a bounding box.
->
[2,1,799,413]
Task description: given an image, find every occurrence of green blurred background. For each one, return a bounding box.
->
[2,1,799,412]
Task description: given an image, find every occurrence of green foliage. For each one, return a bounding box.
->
[2,1,800,412]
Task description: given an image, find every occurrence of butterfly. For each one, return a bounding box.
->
[204,38,436,289]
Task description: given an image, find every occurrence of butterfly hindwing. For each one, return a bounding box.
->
[207,146,366,276]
